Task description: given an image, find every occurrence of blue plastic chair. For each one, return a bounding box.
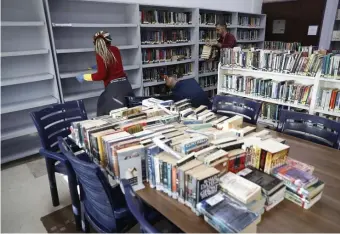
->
[121,179,183,233]
[279,110,340,149]
[30,100,88,229]
[58,137,136,233]
[120,179,158,233]
[212,95,263,124]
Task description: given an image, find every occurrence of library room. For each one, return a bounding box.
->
[1,0,339,233]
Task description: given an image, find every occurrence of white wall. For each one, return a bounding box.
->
[104,0,263,14]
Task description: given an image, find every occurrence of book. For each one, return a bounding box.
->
[193,167,219,207]
[237,166,284,196]
[185,164,207,207]
[254,139,290,174]
[220,172,262,204]
[197,192,259,233]
[285,189,323,209]
[227,149,247,173]
[265,185,286,211]
[116,144,145,191]
[177,160,203,203]
[272,164,318,189]
[286,157,314,174]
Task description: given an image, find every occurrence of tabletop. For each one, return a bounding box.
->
[136,125,340,233]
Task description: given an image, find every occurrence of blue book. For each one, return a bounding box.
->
[197,192,259,233]
[147,145,162,188]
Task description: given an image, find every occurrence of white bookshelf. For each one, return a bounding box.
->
[1,0,60,163]
[45,0,143,114]
[218,64,340,124]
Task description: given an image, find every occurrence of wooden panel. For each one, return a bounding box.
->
[263,0,327,46]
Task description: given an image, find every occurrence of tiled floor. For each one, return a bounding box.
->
[1,156,72,233]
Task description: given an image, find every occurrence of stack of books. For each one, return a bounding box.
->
[220,172,265,218]
[220,48,324,77]
[321,54,340,79]
[140,10,192,25]
[237,166,286,211]
[198,60,219,73]
[142,47,191,64]
[221,74,314,106]
[141,29,191,44]
[197,192,260,233]
[237,29,260,41]
[264,41,302,51]
[272,158,324,209]
[142,63,193,83]
[318,88,340,112]
[238,15,261,27]
[199,13,232,25]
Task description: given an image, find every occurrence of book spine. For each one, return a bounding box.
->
[163,161,168,193]
[147,148,155,188]
[172,166,178,199]
[185,173,192,207]
[259,149,267,172]
[167,163,172,196]
[159,159,164,191]
[178,169,185,203]
[264,152,273,174]
[154,157,161,190]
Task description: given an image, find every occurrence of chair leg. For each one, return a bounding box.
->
[45,157,59,206]
[67,174,81,230]
[82,215,90,233]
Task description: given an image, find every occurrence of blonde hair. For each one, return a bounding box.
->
[93,31,116,68]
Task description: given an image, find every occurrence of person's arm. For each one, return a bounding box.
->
[84,54,107,81]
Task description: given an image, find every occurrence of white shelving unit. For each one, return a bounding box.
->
[218,64,340,124]
[44,0,143,115]
[1,0,60,163]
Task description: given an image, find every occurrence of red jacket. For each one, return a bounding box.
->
[218,33,237,48]
[91,45,126,87]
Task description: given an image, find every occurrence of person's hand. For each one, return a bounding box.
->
[88,65,97,70]
[76,73,92,83]
[76,73,85,83]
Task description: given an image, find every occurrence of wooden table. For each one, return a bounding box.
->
[137,126,340,233]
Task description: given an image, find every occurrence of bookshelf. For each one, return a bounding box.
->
[218,64,340,126]
[1,0,60,163]
[44,0,143,113]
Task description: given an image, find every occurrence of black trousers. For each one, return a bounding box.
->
[97,78,135,116]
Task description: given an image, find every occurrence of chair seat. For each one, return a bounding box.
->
[114,207,131,219]
[55,162,68,175]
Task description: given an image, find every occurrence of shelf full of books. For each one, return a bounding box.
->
[69,99,325,233]
[218,48,340,121]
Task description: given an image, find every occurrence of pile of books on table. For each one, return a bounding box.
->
[272,158,324,209]
[68,97,325,233]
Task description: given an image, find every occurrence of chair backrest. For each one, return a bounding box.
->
[125,95,172,108]
[212,95,262,124]
[58,137,124,232]
[279,110,340,148]
[30,100,87,152]
[120,179,158,233]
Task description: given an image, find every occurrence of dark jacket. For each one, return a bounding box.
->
[170,78,212,108]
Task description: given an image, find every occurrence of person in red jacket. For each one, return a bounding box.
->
[211,20,237,48]
[76,31,134,116]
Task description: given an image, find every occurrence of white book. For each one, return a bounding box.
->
[154,156,161,191]
[220,172,262,204]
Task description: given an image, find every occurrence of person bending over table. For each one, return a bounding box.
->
[164,74,212,108]
[76,31,134,116]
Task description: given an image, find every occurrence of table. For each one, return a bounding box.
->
[137,125,340,233]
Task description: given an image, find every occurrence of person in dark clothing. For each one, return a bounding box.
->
[210,20,237,48]
[164,75,212,108]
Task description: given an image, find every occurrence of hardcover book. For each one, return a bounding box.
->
[220,172,262,204]
[197,192,259,233]
[237,166,284,195]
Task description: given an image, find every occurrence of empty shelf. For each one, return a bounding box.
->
[1,125,37,141]
[315,108,340,117]
[52,23,137,28]
[64,89,103,102]
[1,145,40,164]
[56,45,138,54]
[141,42,194,48]
[140,24,194,28]
[1,96,58,114]
[1,21,45,26]
[1,73,54,86]
[142,59,194,68]
[203,86,217,91]
[60,65,139,79]
[1,49,49,57]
